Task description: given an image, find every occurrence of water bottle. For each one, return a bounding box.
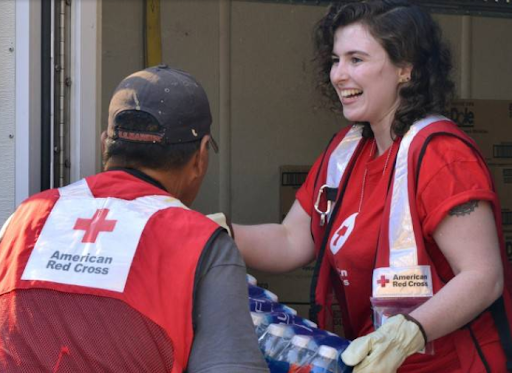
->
[258,323,292,360]
[310,345,339,373]
[246,273,257,286]
[275,334,317,366]
[249,298,297,315]
[312,331,352,373]
[248,284,279,302]
[314,332,350,352]
[251,311,318,339]
[251,312,266,335]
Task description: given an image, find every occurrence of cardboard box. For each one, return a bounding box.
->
[279,165,311,222]
[247,165,314,305]
[489,165,512,208]
[489,165,512,231]
[504,231,512,262]
[445,99,512,165]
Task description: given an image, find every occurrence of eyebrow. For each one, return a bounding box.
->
[331,50,370,57]
[346,50,370,56]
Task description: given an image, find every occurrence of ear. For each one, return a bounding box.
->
[398,63,413,83]
[100,130,109,169]
[100,130,108,154]
[190,136,210,179]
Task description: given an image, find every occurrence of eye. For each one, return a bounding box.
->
[331,56,340,64]
[350,56,362,64]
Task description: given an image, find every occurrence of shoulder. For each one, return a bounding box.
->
[154,206,220,229]
[407,118,485,177]
[410,118,476,152]
[146,207,223,251]
[25,188,60,202]
[416,133,490,191]
[17,188,60,212]
[198,231,244,272]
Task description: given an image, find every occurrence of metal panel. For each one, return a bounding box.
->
[239,0,512,18]
[0,0,16,225]
[16,1,42,206]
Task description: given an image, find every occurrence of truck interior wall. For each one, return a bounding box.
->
[0,1,15,226]
[100,1,512,222]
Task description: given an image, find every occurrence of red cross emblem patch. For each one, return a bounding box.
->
[73,209,117,243]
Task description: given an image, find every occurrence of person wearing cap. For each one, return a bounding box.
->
[0,65,269,373]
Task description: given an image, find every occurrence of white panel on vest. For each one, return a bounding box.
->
[21,195,162,292]
[372,266,433,298]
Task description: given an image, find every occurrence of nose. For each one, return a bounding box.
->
[330,61,348,86]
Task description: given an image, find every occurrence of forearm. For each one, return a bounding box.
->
[410,268,503,342]
[233,200,315,273]
[233,223,312,273]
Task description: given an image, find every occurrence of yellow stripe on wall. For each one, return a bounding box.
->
[144,0,162,67]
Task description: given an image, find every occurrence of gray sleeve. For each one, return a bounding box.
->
[187,230,269,373]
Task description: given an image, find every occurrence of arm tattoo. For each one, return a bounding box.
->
[449,200,479,217]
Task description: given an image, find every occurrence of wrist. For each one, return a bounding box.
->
[401,313,428,344]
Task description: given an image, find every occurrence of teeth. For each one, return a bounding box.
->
[341,89,363,97]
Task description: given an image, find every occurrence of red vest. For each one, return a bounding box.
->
[0,171,220,373]
[310,117,512,372]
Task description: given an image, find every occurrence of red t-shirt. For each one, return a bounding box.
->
[297,134,499,372]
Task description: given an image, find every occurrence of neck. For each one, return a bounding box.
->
[370,116,396,156]
[370,125,394,156]
[105,162,191,204]
[369,102,400,156]
[137,167,190,203]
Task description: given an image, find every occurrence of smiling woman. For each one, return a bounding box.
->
[233,1,512,372]
[329,22,409,140]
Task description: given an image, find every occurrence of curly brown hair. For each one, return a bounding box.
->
[313,0,455,138]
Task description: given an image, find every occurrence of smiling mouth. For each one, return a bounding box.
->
[340,89,363,98]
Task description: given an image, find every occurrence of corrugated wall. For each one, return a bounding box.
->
[0,1,16,226]
[101,1,512,222]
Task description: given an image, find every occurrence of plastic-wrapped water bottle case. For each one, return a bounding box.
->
[247,276,352,373]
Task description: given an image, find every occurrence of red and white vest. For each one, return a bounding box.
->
[310,116,512,372]
[0,171,221,372]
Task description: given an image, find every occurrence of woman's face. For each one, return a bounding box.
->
[330,23,410,128]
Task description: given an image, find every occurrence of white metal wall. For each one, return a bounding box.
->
[100,1,512,222]
[15,0,42,209]
[0,1,16,226]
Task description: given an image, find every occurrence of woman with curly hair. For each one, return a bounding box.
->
[234,1,512,371]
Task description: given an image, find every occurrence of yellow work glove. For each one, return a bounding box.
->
[206,212,234,238]
[341,314,426,373]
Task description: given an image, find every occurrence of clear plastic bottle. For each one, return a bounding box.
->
[250,311,318,339]
[310,345,339,373]
[246,273,257,286]
[275,334,317,366]
[251,312,266,337]
[258,323,292,360]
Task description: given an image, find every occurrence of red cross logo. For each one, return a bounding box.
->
[377,275,390,288]
[332,225,348,247]
[73,209,117,243]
